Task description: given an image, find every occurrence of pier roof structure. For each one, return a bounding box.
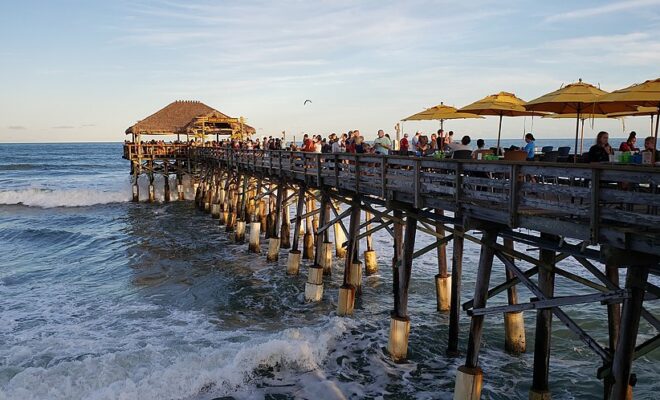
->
[125,100,255,138]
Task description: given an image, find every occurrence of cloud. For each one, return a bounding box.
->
[81,124,96,127]
[52,125,75,129]
[7,125,26,130]
[545,0,660,22]
[542,32,660,66]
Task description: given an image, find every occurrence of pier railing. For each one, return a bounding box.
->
[123,143,190,160]
[190,147,660,255]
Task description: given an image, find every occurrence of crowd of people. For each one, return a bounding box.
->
[587,131,658,163]
[126,128,658,164]
[214,129,492,159]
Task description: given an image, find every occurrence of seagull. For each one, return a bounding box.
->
[303,99,312,105]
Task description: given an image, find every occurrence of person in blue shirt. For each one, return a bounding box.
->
[523,133,536,160]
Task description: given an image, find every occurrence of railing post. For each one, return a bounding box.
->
[590,169,601,243]
[316,153,322,186]
[509,164,520,228]
[334,154,340,188]
[354,155,360,193]
[414,158,421,209]
[381,156,387,199]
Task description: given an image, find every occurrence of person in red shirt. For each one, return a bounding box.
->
[619,131,639,152]
[302,134,315,152]
[400,133,410,154]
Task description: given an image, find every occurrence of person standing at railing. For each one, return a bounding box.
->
[400,133,410,155]
[345,130,358,153]
[373,129,392,155]
[313,135,323,153]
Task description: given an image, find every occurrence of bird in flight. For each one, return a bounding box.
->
[303,99,312,105]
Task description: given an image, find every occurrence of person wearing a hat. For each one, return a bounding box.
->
[523,133,536,161]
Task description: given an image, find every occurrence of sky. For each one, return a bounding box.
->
[1,0,659,143]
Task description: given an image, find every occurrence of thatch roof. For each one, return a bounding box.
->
[125,100,255,136]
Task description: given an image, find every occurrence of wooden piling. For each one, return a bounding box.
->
[163,164,171,203]
[266,184,284,262]
[363,211,378,275]
[286,186,306,275]
[248,221,261,253]
[529,233,557,400]
[387,214,416,362]
[447,225,464,357]
[317,193,332,275]
[503,238,526,354]
[176,173,184,201]
[434,209,450,312]
[303,196,315,260]
[337,201,361,315]
[132,171,139,202]
[454,228,497,399]
[334,219,347,258]
[609,265,650,400]
[280,189,291,249]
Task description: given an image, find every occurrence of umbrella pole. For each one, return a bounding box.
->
[496,113,503,154]
[580,119,585,154]
[574,106,581,163]
[654,106,660,163]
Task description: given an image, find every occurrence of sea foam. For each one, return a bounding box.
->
[0,188,131,208]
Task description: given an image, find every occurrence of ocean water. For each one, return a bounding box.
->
[0,142,657,400]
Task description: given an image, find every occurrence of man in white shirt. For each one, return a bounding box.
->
[373,129,392,155]
[445,135,472,152]
[411,131,421,151]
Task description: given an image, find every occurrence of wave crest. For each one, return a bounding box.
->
[0,188,130,208]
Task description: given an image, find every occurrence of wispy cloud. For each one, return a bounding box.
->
[7,125,26,130]
[545,0,660,22]
[52,125,75,129]
[543,32,660,66]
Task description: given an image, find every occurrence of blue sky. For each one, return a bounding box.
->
[1,0,659,142]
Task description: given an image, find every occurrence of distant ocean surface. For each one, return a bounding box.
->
[0,142,657,400]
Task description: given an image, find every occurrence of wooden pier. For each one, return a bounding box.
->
[124,143,659,399]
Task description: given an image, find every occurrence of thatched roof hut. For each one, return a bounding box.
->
[126,100,255,138]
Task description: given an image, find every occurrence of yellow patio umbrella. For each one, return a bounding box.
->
[593,78,660,160]
[458,91,545,151]
[402,102,483,130]
[525,79,608,159]
[542,112,612,154]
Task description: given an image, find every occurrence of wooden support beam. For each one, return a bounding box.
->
[609,266,650,399]
[530,232,556,398]
[317,207,352,235]
[394,214,417,318]
[496,251,611,362]
[447,224,464,357]
[291,186,306,252]
[464,228,497,368]
[463,267,539,311]
[355,220,394,241]
[329,200,350,238]
[342,201,361,285]
[469,289,629,316]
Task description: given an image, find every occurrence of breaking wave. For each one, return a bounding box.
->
[0,188,130,208]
